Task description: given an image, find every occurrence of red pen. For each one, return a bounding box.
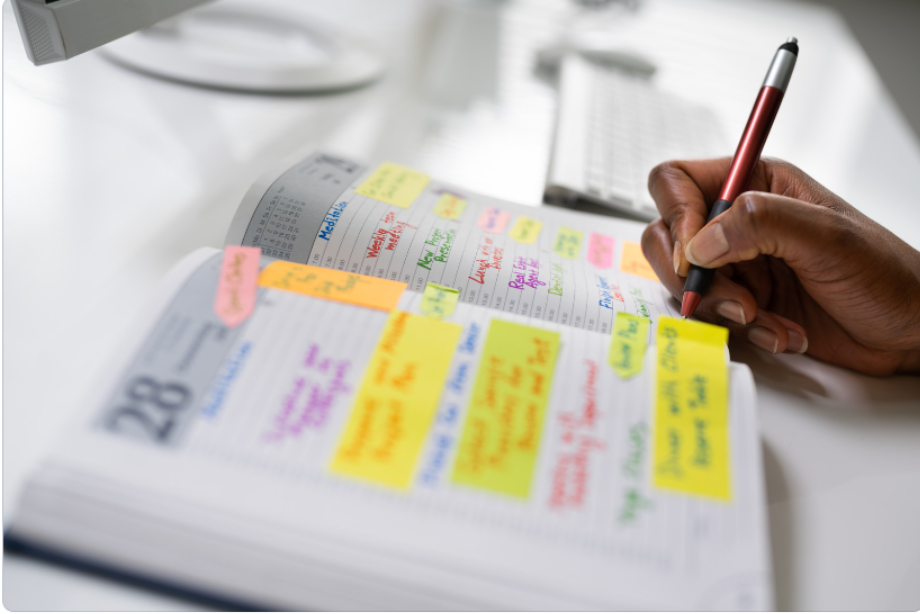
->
[681,37,798,318]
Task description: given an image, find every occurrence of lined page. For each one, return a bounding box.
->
[29,250,770,610]
[226,153,680,334]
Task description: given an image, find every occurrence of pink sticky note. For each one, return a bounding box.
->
[476,207,512,234]
[587,233,615,269]
[214,246,261,328]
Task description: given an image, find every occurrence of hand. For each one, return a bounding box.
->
[642,157,920,376]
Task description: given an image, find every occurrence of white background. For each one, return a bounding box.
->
[4,0,920,609]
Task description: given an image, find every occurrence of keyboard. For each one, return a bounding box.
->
[545,54,728,221]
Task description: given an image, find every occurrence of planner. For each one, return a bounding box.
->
[7,153,772,610]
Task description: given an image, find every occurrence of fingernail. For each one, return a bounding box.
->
[748,326,779,354]
[785,329,808,354]
[672,241,682,275]
[716,300,746,325]
[685,223,730,266]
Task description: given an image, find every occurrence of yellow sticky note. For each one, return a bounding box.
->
[452,320,560,498]
[508,216,543,244]
[433,193,467,220]
[420,282,459,320]
[620,241,660,282]
[553,227,583,259]
[259,261,406,311]
[653,316,731,500]
[608,312,650,378]
[354,162,430,209]
[331,311,462,489]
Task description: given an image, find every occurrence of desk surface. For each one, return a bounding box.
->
[4,0,920,610]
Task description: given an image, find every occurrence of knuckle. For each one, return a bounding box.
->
[641,218,666,251]
[642,217,664,238]
[729,193,777,258]
[824,196,858,223]
[762,156,801,177]
[647,160,682,192]
[763,157,835,205]
[735,193,769,233]
[760,157,809,198]
[825,205,859,243]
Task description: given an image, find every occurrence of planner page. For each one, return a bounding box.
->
[12,249,771,610]
[226,152,679,334]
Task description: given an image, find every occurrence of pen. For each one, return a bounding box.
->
[681,37,798,319]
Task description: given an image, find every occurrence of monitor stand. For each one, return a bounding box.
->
[99,3,384,94]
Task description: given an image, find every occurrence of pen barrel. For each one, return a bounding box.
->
[705,198,734,224]
[682,39,796,315]
[683,199,732,296]
[717,85,784,203]
[683,262,713,297]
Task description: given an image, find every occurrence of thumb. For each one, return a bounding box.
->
[683,192,845,270]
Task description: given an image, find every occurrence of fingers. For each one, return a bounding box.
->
[643,218,757,324]
[771,313,809,354]
[642,218,693,298]
[646,157,835,277]
[648,158,733,277]
[684,274,808,354]
[683,191,843,272]
[642,218,809,354]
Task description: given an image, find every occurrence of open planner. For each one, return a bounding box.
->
[7,152,772,610]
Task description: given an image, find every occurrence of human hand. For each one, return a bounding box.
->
[641,157,920,376]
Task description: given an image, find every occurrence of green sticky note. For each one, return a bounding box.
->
[452,320,560,498]
[420,282,459,320]
[553,227,583,259]
[608,312,650,378]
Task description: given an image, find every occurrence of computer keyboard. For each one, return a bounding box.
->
[546,55,728,221]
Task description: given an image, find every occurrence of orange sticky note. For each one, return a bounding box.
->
[258,261,406,311]
[620,241,660,282]
[214,246,261,328]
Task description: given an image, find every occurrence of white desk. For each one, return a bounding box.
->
[4,0,920,610]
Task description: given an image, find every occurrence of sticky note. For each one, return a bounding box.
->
[331,311,462,489]
[258,261,405,311]
[620,241,660,282]
[452,320,560,498]
[508,216,543,244]
[214,246,261,328]
[608,312,649,378]
[420,282,459,320]
[553,227,583,259]
[587,233,615,269]
[354,162,430,209]
[433,193,467,220]
[476,207,511,234]
[653,316,731,500]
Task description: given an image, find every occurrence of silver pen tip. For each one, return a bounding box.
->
[787,36,798,44]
